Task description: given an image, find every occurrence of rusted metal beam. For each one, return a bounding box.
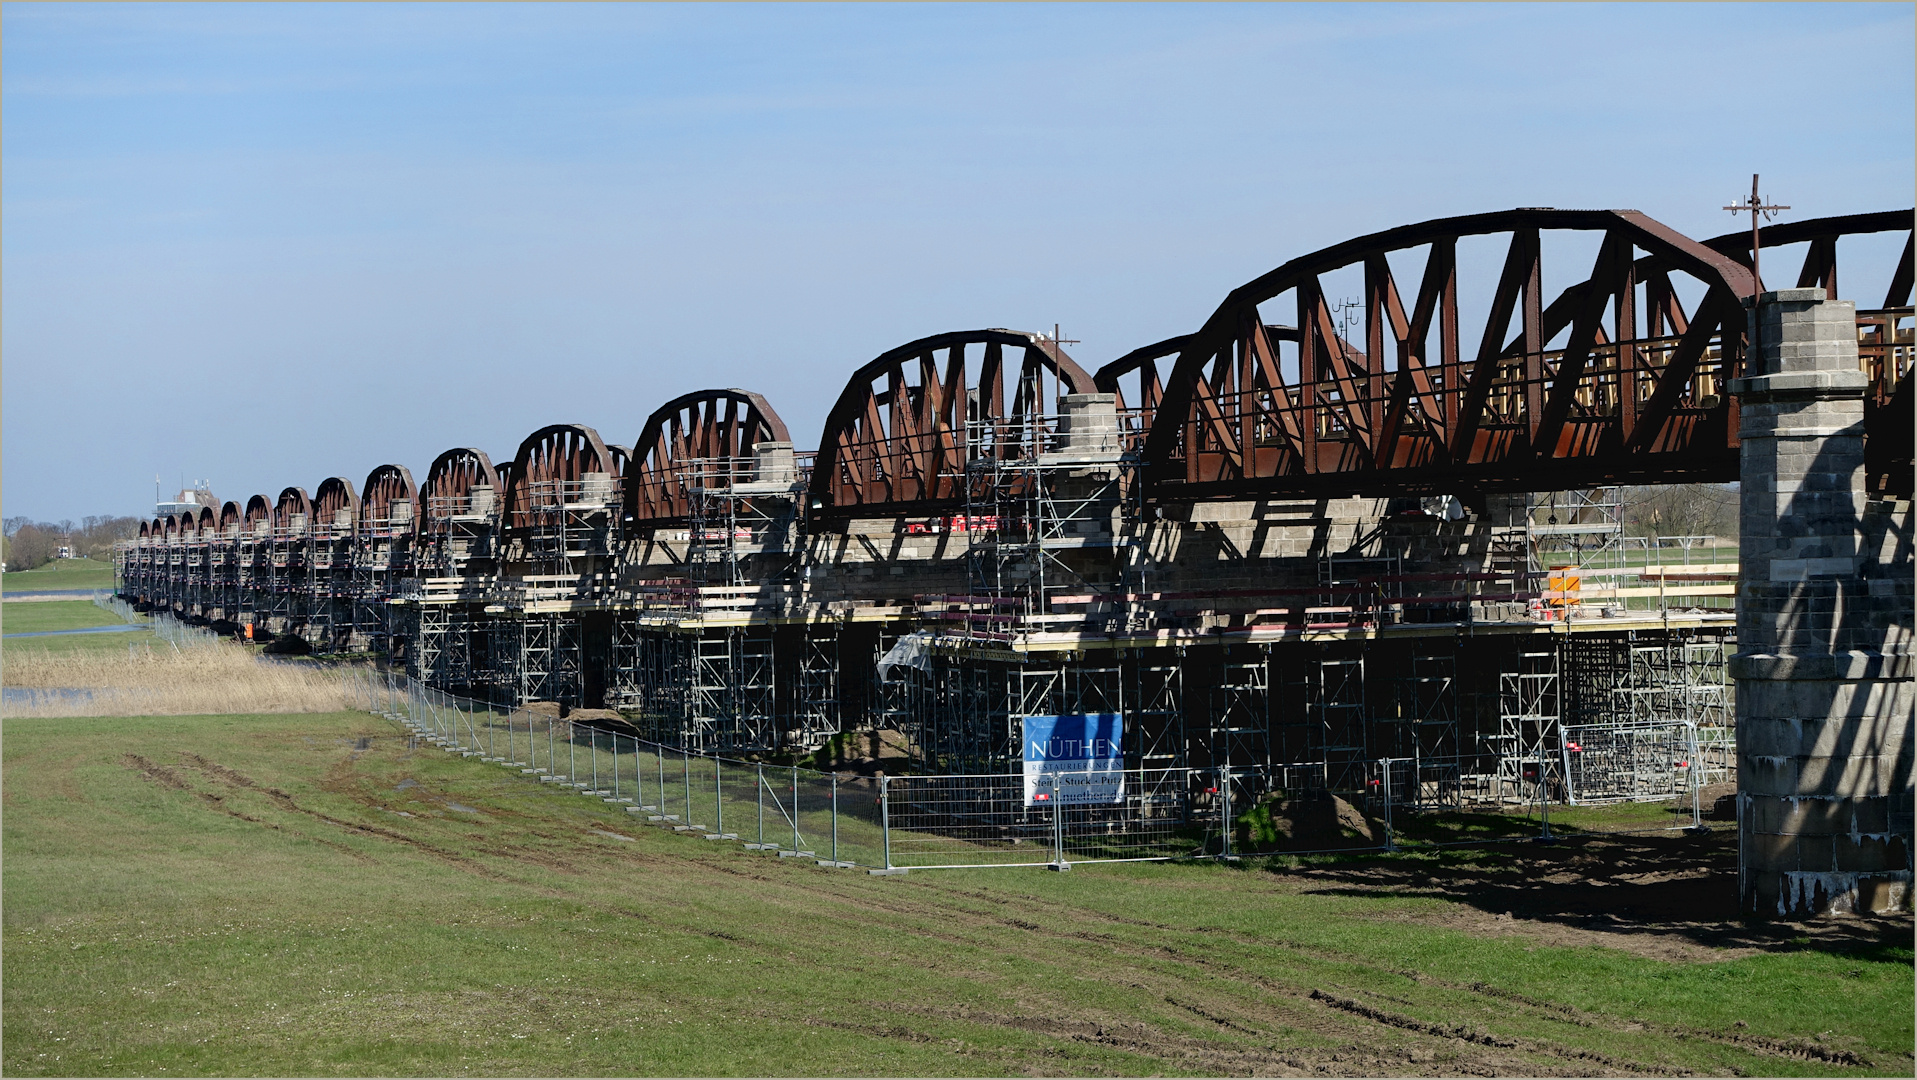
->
[808,329,1094,517]
[624,389,791,527]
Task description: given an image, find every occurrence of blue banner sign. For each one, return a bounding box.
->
[1021,713,1124,807]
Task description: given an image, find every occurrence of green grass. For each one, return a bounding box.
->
[2,599,140,636]
[2,558,117,592]
[4,711,1909,1077]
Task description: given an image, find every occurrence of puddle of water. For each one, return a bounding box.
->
[590,829,636,842]
[3,687,99,707]
[395,778,419,791]
[3,625,145,639]
[445,803,480,814]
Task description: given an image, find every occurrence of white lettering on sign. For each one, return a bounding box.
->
[1021,714,1124,807]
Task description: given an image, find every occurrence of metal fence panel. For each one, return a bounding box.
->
[1562,722,1696,805]
[350,669,1261,872]
[883,773,1058,869]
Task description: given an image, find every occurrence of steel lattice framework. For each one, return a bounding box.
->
[809,329,1096,516]
[624,388,791,527]
[1136,209,1770,502]
[504,424,618,533]
[1702,209,1913,496]
[1094,333,1192,453]
[361,465,417,531]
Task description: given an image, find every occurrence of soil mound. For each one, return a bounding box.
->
[1238,790,1385,853]
[1699,781,1738,821]
[814,729,917,775]
[566,708,639,736]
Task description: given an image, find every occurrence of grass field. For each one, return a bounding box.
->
[2,598,137,636]
[3,710,1908,1077]
[2,558,117,592]
[2,595,153,655]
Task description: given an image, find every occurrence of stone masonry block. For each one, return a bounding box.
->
[1796,754,1906,798]
[1852,795,1893,834]
[1737,700,1910,756]
[1742,828,1801,871]
[1797,834,1837,872]
[1738,753,1799,795]
[1834,834,1910,874]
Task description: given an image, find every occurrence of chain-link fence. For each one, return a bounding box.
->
[343,669,1724,872]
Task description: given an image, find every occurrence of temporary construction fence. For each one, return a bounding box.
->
[341,669,1231,873]
[882,768,1212,869]
[95,592,224,650]
[1559,720,1723,834]
[342,669,1720,871]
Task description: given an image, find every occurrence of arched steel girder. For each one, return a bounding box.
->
[808,329,1096,516]
[1096,334,1209,452]
[1700,210,1914,497]
[195,507,217,536]
[1701,209,1915,306]
[219,502,243,534]
[624,388,792,527]
[312,477,360,537]
[243,495,273,538]
[361,464,419,538]
[504,424,617,532]
[421,448,500,534]
[274,487,312,533]
[1138,208,1757,503]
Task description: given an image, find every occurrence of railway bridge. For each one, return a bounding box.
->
[119,206,1914,915]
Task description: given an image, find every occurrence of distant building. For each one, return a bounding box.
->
[157,485,218,517]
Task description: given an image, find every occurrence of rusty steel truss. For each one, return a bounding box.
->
[116,202,1910,782]
[809,329,1097,516]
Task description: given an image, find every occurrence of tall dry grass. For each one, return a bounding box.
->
[2,642,351,717]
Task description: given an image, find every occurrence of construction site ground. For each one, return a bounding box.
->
[4,710,1910,1078]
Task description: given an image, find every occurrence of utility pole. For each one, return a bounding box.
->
[1725,174,1790,366]
[1331,297,1362,345]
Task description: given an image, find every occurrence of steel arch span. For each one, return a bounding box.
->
[808,328,1095,518]
[504,424,617,533]
[624,388,791,529]
[1136,208,1761,504]
[1703,209,1913,497]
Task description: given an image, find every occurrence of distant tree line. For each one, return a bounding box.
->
[2,516,142,571]
[1617,483,1739,541]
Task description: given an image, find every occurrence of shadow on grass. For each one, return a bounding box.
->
[1253,813,1911,960]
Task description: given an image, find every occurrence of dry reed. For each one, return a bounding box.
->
[2,641,351,717]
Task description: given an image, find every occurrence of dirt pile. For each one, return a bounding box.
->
[1237,790,1385,853]
[813,729,917,775]
[565,708,637,734]
[1699,781,1738,821]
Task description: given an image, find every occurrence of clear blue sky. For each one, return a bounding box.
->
[4,2,1911,522]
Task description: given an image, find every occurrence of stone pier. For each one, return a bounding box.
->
[1731,287,1913,917]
